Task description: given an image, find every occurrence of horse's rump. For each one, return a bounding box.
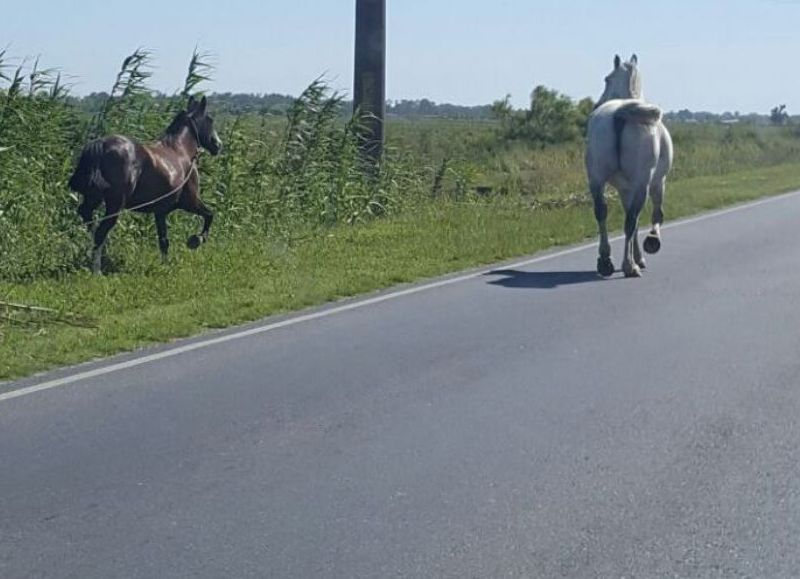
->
[68,140,110,194]
[614,101,662,125]
[612,102,663,161]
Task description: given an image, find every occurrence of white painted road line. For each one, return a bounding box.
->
[2,188,799,404]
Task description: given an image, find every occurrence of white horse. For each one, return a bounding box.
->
[586,55,673,278]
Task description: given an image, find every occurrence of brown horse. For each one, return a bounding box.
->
[68,95,222,273]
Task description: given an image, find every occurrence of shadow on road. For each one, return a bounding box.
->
[486,269,610,289]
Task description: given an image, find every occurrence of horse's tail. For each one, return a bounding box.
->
[614,102,663,125]
[68,140,110,193]
[613,102,663,161]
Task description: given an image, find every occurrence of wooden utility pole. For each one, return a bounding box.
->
[353,0,386,166]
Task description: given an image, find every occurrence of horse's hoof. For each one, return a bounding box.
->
[643,235,661,255]
[623,264,643,278]
[597,257,615,278]
[187,235,203,250]
[636,258,647,270]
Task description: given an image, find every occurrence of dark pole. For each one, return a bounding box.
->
[353,0,386,166]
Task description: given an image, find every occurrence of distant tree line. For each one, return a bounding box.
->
[664,108,793,126]
[69,93,495,119]
[386,99,493,119]
[69,91,298,117]
[69,93,496,120]
[67,91,793,126]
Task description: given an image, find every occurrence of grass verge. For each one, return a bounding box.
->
[2,162,800,381]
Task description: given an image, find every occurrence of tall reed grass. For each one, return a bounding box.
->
[0,50,420,282]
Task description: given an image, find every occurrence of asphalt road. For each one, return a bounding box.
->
[3,193,800,578]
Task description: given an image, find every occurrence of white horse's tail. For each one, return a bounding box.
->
[614,102,663,125]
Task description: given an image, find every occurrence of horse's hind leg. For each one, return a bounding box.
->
[622,186,648,278]
[91,200,122,275]
[155,212,170,263]
[644,177,665,255]
[185,201,214,250]
[591,181,614,277]
[78,195,102,232]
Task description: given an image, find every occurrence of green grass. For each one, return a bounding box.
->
[2,161,799,381]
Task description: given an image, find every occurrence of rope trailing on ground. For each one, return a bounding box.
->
[0,301,98,329]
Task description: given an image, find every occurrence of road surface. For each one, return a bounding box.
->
[3,193,800,578]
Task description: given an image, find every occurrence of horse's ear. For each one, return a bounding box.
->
[630,54,639,66]
[614,55,622,69]
[187,95,198,112]
[197,95,208,116]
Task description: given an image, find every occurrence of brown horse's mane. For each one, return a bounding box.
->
[162,112,195,145]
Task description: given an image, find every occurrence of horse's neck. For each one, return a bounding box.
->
[162,126,198,159]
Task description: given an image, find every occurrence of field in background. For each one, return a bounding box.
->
[3,50,800,379]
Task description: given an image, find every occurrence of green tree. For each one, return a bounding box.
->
[770,104,789,126]
[521,87,582,144]
[492,87,591,146]
[490,94,513,121]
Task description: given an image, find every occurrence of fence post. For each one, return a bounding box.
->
[353,0,386,168]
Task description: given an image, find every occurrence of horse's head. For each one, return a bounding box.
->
[596,54,643,108]
[186,95,222,156]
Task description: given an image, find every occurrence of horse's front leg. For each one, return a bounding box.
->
[178,174,213,251]
[186,201,213,250]
[591,181,614,277]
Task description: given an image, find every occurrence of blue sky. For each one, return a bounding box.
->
[4,0,800,113]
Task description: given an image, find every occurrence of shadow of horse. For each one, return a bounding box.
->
[486,269,611,290]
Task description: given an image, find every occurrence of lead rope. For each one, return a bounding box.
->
[88,156,198,227]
